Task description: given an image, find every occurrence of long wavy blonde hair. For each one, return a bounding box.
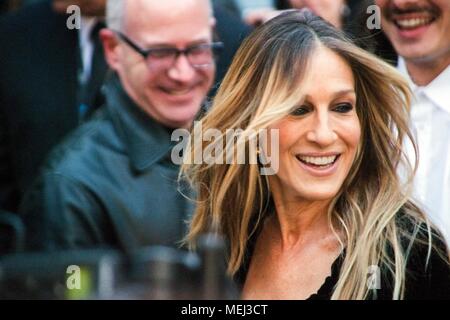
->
[181,10,443,299]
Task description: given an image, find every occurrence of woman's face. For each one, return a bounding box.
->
[288,0,345,28]
[268,46,361,204]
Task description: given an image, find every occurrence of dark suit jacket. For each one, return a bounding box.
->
[212,4,252,95]
[0,0,8,14]
[0,1,106,211]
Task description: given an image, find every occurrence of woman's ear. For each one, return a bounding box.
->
[99,29,121,72]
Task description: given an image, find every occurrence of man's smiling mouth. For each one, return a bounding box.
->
[393,13,437,30]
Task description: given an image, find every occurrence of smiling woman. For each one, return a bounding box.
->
[180,9,450,300]
[268,47,360,204]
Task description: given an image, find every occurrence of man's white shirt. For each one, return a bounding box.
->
[398,58,450,244]
[78,17,99,84]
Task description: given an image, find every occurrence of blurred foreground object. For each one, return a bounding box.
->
[0,235,237,299]
[0,210,24,255]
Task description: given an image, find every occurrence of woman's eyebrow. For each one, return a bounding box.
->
[303,89,356,101]
[332,89,356,98]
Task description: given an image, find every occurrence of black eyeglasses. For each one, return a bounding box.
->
[114,31,224,70]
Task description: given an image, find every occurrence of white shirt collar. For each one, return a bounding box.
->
[398,57,450,115]
[78,17,99,83]
[78,16,98,51]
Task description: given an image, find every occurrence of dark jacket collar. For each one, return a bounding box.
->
[103,74,176,172]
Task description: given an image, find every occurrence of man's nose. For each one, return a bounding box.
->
[167,54,196,83]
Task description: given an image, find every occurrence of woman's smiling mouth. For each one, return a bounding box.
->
[295,154,341,176]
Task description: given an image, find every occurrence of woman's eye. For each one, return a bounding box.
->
[290,106,310,116]
[333,103,354,113]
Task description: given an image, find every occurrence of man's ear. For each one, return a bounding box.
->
[210,17,216,28]
[100,29,121,71]
[210,17,217,41]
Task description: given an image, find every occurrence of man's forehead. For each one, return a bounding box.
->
[124,1,211,27]
[124,0,211,23]
[123,0,213,45]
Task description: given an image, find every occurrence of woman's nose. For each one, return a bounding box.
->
[305,113,338,146]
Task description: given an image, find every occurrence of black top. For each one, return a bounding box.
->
[234,214,450,300]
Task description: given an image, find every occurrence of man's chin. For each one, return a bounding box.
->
[159,106,201,129]
[397,44,443,63]
[161,117,195,129]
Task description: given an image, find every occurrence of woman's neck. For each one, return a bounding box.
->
[270,195,334,250]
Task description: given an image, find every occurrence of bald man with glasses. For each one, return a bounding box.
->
[19,0,220,252]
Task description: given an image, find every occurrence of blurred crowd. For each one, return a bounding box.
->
[0,0,449,299]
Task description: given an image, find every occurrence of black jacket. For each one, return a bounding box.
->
[19,74,194,253]
[0,1,107,212]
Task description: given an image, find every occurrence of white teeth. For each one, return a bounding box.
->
[298,155,337,166]
[396,17,433,29]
